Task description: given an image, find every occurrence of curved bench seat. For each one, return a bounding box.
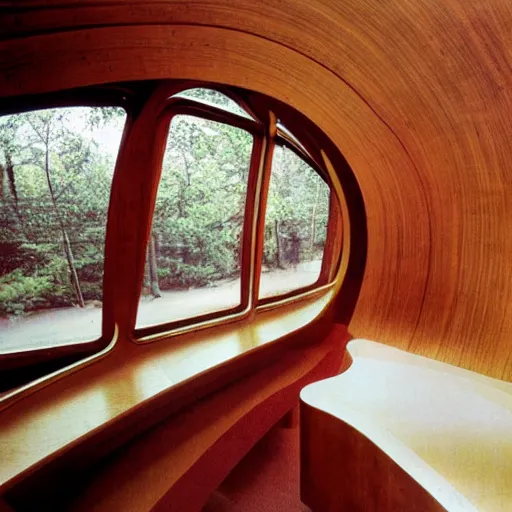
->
[300,339,512,512]
[30,327,347,512]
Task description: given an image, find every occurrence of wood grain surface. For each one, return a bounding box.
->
[2,0,510,380]
[0,291,336,493]
[65,327,346,512]
[300,403,448,512]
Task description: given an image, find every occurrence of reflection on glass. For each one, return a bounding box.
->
[0,106,126,352]
[259,145,330,299]
[136,115,253,329]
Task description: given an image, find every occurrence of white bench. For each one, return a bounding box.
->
[300,339,512,512]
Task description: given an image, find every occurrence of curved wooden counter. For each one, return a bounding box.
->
[0,295,339,507]
[300,339,512,512]
[60,326,347,512]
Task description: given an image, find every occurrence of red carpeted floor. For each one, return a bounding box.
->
[203,421,311,512]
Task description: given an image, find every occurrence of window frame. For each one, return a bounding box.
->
[256,137,340,307]
[0,87,133,389]
[134,97,264,338]
[0,81,350,391]
[132,88,344,343]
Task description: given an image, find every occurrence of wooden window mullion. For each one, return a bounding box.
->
[251,112,277,308]
[319,190,343,284]
[240,134,264,311]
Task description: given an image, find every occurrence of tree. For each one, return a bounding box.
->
[263,144,330,269]
[0,88,330,323]
[147,233,161,298]
[0,106,124,316]
[146,111,252,293]
[23,111,86,307]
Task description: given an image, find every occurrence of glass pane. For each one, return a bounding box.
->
[259,145,330,299]
[136,115,253,329]
[173,88,252,119]
[0,106,126,352]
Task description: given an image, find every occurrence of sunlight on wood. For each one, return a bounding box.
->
[0,291,333,492]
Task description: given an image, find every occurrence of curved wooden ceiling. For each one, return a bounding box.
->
[1,0,511,380]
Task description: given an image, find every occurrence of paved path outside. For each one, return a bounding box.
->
[0,261,321,353]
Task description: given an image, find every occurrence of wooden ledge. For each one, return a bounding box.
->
[52,325,347,511]
[300,339,512,512]
[0,291,342,509]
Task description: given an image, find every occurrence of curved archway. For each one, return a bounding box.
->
[1,1,510,380]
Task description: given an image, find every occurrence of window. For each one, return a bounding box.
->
[0,81,359,401]
[134,87,342,337]
[259,144,330,299]
[0,106,126,353]
[136,114,253,328]
[0,83,344,388]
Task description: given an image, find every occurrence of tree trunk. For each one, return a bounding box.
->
[275,219,283,269]
[310,180,321,254]
[148,232,161,298]
[42,124,85,307]
[62,228,85,307]
[2,151,24,226]
[4,153,17,207]
[143,247,151,292]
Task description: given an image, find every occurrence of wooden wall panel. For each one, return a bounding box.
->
[1,0,512,380]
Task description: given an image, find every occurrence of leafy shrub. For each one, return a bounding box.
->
[0,270,54,315]
[78,281,102,302]
[158,261,220,289]
[0,241,51,277]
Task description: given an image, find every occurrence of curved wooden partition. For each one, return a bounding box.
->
[0,0,512,380]
[2,0,511,380]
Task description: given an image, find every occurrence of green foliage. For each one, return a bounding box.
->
[0,106,124,317]
[158,260,220,289]
[0,89,331,322]
[262,145,330,268]
[0,269,73,315]
[147,113,251,293]
[0,270,50,316]
[175,88,250,118]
